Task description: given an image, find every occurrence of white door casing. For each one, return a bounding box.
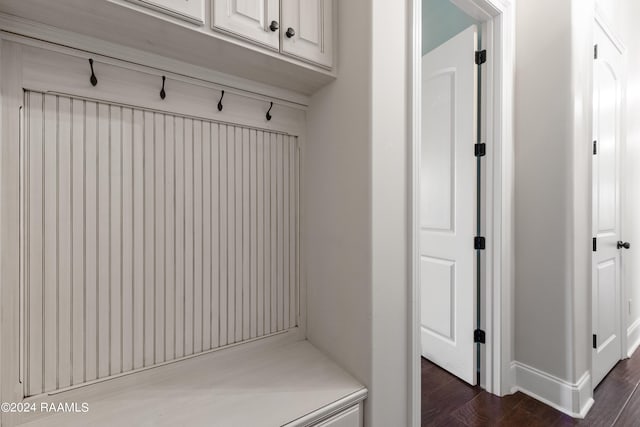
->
[212,0,280,49]
[592,20,624,388]
[280,0,333,68]
[420,25,477,386]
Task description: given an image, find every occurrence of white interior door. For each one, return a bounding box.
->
[420,25,477,385]
[592,21,624,388]
[212,0,279,49]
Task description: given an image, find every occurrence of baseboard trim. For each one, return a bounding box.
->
[511,361,594,418]
[628,318,640,357]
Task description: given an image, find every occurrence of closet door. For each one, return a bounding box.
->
[212,0,280,49]
[280,0,333,68]
[592,20,624,388]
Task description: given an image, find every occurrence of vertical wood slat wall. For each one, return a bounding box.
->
[22,91,300,397]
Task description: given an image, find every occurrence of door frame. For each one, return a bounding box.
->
[408,0,515,424]
[590,7,628,389]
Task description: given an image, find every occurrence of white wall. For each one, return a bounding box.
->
[305,0,372,393]
[305,0,409,425]
[370,0,409,424]
[513,0,593,414]
[515,0,576,380]
[620,0,640,356]
[570,0,595,388]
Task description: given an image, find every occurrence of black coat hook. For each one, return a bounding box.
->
[266,102,274,121]
[217,90,225,111]
[89,58,98,87]
[160,76,166,100]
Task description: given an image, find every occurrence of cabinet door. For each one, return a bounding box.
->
[212,0,280,49]
[281,0,333,68]
[126,0,205,24]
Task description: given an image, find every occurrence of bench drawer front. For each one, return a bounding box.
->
[313,404,362,427]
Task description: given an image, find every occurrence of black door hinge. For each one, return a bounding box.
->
[593,140,597,155]
[474,236,486,250]
[594,44,598,59]
[593,237,597,252]
[475,50,487,65]
[475,143,486,157]
[474,329,486,344]
[593,334,597,349]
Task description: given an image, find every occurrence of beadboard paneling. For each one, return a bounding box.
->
[22,90,299,396]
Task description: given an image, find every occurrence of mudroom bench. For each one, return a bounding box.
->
[0,8,366,427]
[18,335,366,427]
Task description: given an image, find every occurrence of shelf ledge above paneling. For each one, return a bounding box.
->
[0,0,337,99]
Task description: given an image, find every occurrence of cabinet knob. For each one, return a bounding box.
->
[286,27,295,38]
[269,20,279,32]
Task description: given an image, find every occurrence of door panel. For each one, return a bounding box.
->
[592,21,623,388]
[597,260,617,340]
[421,257,455,340]
[281,0,333,68]
[212,0,279,49]
[420,25,477,385]
[420,71,455,231]
[126,0,205,24]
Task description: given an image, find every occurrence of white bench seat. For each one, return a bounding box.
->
[19,338,366,427]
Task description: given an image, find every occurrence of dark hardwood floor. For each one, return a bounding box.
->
[422,347,640,426]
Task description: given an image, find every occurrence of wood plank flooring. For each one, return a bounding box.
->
[422,347,640,426]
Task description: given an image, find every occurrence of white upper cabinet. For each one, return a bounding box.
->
[281,0,333,68]
[126,0,206,25]
[212,0,280,50]
[0,0,337,93]
[211,0,334,68]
